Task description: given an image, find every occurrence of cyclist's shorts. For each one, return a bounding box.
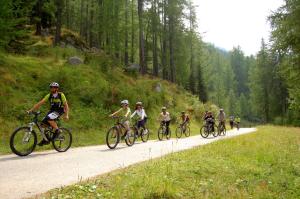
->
[42,111,63,123]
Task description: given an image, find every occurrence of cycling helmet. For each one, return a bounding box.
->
[220,108,224,112]
[49,82,59,88]
[162,107,167,110]
[181,111,185,114]
[121,100,129,105]
[136,102,143,106]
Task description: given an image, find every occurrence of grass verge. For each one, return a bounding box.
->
[41,126,300,199]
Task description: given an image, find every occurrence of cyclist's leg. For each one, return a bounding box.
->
[166,120,170,134]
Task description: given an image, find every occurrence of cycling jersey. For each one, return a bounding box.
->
[181,114,190,123]
[131,108,147,120]
[116,107,131,120]
[160,112,171,122]
[218,112,226,121]
[43,92,67,112]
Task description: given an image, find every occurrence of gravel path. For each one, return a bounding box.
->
[0,128,256,199]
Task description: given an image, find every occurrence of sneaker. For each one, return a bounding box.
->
[38,139,49,146]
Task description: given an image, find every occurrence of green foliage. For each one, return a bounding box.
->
[43,126,300,198]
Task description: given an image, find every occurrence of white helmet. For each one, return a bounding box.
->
[162,107,167,110]
[49,82,59,88]
[121,100,129,105]
[136,102,142,106]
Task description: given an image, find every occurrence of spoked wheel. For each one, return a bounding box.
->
[141,128,150,142]
[184,126,190,137]
[157,127,165,141]
[125,129,136,146]
[52,128,72,152]
[175,126,183,138]
[212,125,219,137]
[106,127,120,149]
[200,126,209,138]
[10,127,37,156]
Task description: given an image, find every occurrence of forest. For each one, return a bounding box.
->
[0,0,299,125]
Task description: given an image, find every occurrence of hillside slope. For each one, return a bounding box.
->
[0,45,216,154]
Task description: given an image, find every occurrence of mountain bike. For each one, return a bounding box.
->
[10,111,72,156]
[200,120,218,138]
[217,121,226,136]
[106,116,136,149]
[157,121,171,141]
[175,122,190,138]
[132,120,150,142]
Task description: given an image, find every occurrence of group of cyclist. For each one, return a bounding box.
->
[27,82,241,146]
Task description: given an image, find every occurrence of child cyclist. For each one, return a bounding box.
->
[109,100,132,135]
[131,102,148,136]
[180,111,190,130]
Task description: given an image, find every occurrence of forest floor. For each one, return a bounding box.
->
[0,128,256,199]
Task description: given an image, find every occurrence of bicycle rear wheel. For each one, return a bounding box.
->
[10,127,37,156]
[106,127,120,149]
[125,129,136,146]
[141,128,150,142]
[52,127,72,152]
[200,126,209,138]
[175,126,182,138]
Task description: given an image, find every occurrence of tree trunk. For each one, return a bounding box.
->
[124,0,129,66]
[35,0,43,35]
[152,0,159,76]
[54,0,63,46]
[80,0,84,36]
[138,0,146,74]
[130,0,135,63]
[162,0,168,80]
[168,8,175,82]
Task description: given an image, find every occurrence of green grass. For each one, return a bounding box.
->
[41,126,300,199]
[0,44,214,155]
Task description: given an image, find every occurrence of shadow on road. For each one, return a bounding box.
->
[0,151,57,162]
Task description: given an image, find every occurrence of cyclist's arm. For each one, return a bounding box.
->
[110,108,122,117]
[130,110,136,119]
[28,99,46,112]
[124,108,131,118]
[64,101,69,119]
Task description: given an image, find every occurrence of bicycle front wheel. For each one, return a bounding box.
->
[184,126,191,137]
[166,128,171,140]
[200,126,209,138]
[175,126,182,138]
[52,127,72,152]
[125,129,136,146]
[10,127,37,156]
[106,127,120,149]
[157,127,164,141]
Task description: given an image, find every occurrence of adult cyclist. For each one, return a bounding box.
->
[217,109,226,128]
[159,107,171,135]
[27,82,69,146]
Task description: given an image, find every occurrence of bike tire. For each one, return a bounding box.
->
[200,126,209,138]
[141,128,150,142]
[125,129,136,146]
[52,127,72,152]
[184,126,191,137]
[166,128,171,140]
[106,127,120,149]
[212,125,219,137]
[157,127,164,141]
[175,126,183,138]
[10,127,37,156]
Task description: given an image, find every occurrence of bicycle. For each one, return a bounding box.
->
[132,120,150,142]
[200,120,218,138]
[217,121,226,136]
[10,111,72,156]
[175,122,190,138]
[157,121,171,141]
[106,116,136,149]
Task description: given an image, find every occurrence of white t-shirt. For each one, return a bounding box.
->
[131,108,147,120]
[160,112,171,122]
